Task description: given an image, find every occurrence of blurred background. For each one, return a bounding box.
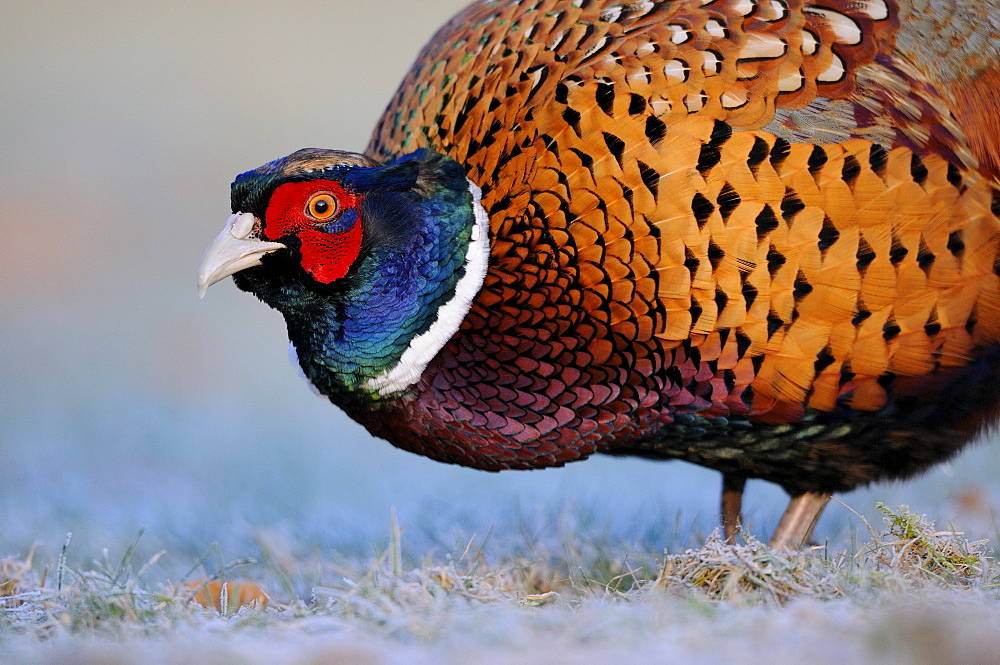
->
[2,1,999,575]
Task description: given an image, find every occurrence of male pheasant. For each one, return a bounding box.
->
[199,0,1000,548]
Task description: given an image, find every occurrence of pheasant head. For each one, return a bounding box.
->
[198,148,490,403]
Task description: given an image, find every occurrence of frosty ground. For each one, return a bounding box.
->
[3,504,1000,665]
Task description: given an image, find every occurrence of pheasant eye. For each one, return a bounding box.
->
[306,192,338,221]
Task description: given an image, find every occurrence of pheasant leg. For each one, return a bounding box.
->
[768,491,832,550]
[721,473,747,543]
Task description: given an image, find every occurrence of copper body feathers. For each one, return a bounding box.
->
[355,0,1000,494]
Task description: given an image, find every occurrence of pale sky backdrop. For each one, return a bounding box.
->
[2,1,998,567]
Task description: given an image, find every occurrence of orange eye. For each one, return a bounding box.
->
[306,192,338,221]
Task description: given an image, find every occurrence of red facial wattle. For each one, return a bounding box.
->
[263,179,364,284]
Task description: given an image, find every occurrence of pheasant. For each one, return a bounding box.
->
[199,0,1000,548]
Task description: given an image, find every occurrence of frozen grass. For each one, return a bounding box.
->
[2,506,1000,664]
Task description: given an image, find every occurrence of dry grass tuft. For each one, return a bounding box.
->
[652,531,841,602]
[867,503,991,583]
[1,551,35,606]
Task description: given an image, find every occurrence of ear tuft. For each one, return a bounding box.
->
[341,149,468,198]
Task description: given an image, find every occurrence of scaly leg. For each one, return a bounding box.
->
[721,473,747,543]
[768,491,832,550]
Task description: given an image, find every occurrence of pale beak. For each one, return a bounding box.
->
[197,212,286,298]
